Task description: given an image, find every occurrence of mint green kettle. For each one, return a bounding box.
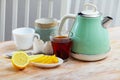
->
[58,3,113,61]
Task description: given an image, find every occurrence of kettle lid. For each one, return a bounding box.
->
[79,3,101,17]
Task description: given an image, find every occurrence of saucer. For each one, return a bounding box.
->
[31,57,63,68]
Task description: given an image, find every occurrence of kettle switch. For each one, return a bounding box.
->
[69,32,73,37]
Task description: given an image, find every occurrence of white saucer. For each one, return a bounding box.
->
[31,57,63,68]
[71,52,109,61]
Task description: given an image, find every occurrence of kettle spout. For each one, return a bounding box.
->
[102,16,113,28]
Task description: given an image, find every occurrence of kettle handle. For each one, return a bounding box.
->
[84,3,97,12]
[58,14,76,35]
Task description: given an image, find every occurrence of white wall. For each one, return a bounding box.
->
[0,0,120,41]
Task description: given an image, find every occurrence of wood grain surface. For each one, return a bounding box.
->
[0,27,120,80]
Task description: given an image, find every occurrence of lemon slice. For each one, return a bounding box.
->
[11,51,29,70]
[31,55,59,64]
[39,56,50,64]
[51,55,59,63]
[29,54,44,61]
[30,55,45,62]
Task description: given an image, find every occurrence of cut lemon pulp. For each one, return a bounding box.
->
[30,55,45,62]
[30,55,59,64]
[29,54,44,61]
[11,51,29,70]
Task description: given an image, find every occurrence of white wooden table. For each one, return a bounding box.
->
[0,27,120,80]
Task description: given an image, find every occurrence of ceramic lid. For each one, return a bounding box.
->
[79,3,101,17]
[35,18,58,29]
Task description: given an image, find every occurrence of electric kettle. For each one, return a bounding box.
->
[58,3,113,61]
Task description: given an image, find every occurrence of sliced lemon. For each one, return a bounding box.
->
[52,55,58,63]
[11,51,29,70]
[29,54,44,61]
[40,56,50,64]
[45,55,58,64]
[30,55,45,62]
[30,54,59,64]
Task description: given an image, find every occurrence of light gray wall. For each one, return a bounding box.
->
[5,0,62,41]
[1,0,120,41]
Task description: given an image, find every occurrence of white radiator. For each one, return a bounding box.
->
[0,0,119,41]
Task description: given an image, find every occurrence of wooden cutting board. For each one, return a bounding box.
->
[0,27,120,80]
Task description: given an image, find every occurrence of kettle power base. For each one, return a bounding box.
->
[71,52,109,61]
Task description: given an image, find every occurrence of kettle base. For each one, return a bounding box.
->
[71,52,109,61]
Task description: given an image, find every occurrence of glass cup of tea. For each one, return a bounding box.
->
[50,34,72,61]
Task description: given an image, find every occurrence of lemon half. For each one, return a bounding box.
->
[11,51,29,70]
